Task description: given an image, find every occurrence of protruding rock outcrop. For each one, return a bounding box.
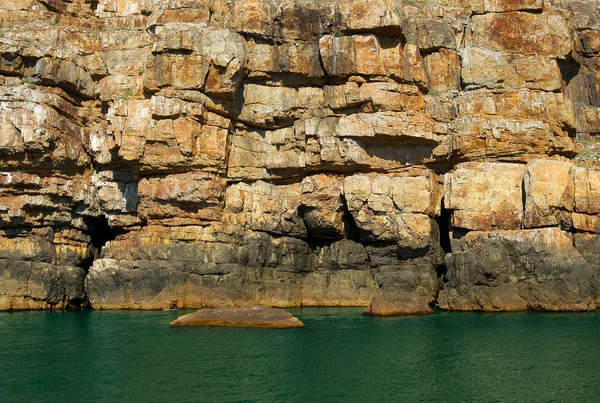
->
[0,0,599,312]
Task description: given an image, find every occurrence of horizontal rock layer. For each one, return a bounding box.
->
[0,0,599,312]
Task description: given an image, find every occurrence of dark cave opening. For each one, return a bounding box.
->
[79,216,123,270]
[65,297,90,310]
[341,195,363,243]
[434,198,452,285]
[436,198,452,255]
[299,196,364,254]
[435,264,448,279]
[84,215,121,250]
[558,55,581,88]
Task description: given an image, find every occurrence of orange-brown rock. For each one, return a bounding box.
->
[461,47,562,91]
[444,162,526,231]
[344,170,441,247]
[523,159,574,229]
[482,0,543,12]
[170,306,304,328]
[573,166,600,233]
[424,48,461,92]
[468,12,571,58]
[319,35,414,81]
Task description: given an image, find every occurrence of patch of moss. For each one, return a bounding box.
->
[121,88,133,100]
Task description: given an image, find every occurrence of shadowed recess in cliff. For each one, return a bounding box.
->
[341,194,362,243]
[436,198,452,255]
[298,194,363,256]
[559,55,581,87]
[80,216,124,270]
[434,197,451,284]
[559,56,599,109]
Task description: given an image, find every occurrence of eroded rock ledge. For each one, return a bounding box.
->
[0,0,598,312]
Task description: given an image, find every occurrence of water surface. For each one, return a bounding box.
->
[1,308,599,402]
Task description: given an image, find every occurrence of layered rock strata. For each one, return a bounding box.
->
[0,0,599,312]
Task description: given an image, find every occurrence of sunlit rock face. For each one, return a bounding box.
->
[0,0,599,312]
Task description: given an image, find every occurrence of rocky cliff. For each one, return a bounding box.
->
[0,0,599,311]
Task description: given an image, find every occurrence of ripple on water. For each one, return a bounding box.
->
[0,308,599,402]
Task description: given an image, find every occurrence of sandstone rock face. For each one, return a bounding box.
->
[523,160,574,229]
[0,0,599,312]
[444,163,526,231]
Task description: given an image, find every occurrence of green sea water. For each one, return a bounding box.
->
[1,307,599,402]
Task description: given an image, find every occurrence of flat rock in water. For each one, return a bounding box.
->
[170,306,304,328]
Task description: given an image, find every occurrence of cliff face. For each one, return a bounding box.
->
[0,0,599,311]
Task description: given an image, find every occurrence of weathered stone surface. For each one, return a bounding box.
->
[323,82,424,112]
[144,26,246,99]
[238,84,324,127]
[138,172,226,225]
[344,170,441,249]
[84,225,381,309]
[299,175,346,239]
[309,112,452,170]
[170,306,304,328]
[440,228,597,311]
[444,162,526,231]
[363,291,432,316]
[483,0,543,12]
[560,0,600,31]
[333,0,405,33]
[415,19,457,51]
[572,166,600,233]
[358,82,425,112]
[573,212,600,234]
[104,98,230,172]
[461,47,562,91]
[574,233,600,269]
[580,30,600,56]
[469,12,572,58]
[0,261,86,310]
[453,90,576,131]
[451,90,578,161]
[229,110,451,181]
[0,86,92,169]
[573,166,600,215]
[424,48,461,92]
[523,159,574,229]
[576,107,600,136]
[319,35,402,77]
[227,124,307,180]
[573,232,600,305]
